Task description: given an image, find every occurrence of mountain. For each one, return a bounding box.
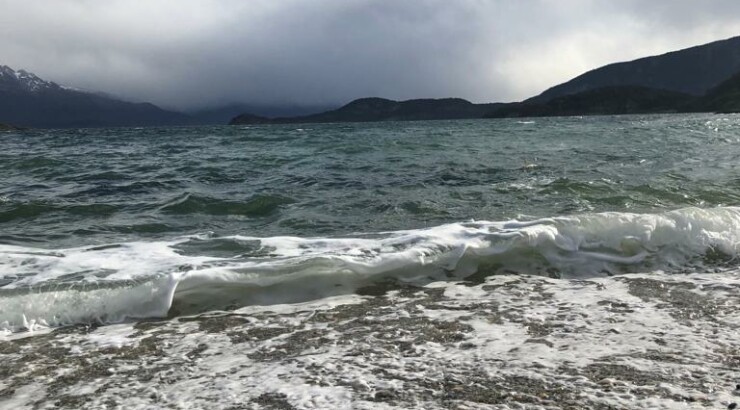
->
[486,86,696,118]
[691,71,740,113]
[529,36,740,104]
[230,97,504,125]
[8,35,740,128]
[190,103,336,125]
[231,36,740,125]
[0,65,195,128]
[227,113,273,125]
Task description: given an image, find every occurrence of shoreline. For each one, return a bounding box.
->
[2,272,738,409]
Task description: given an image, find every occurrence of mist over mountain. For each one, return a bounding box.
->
[0,65,194,128]
[5,34,740,128]
[0,64,343,128]
[228,35,740,124]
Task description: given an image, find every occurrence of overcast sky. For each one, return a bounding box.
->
[2,0,740,110]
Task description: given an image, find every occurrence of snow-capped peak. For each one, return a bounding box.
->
[0,65,60,92]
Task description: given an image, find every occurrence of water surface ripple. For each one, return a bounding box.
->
[2,114,740,247]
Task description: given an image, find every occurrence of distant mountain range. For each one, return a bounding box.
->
[0,65,333,129]
[485,36,740,118]
[487,67,740,118]
[527,35,740,104]
[230,98,504,125]
[693,71,740,113]
[0,65,195,128]
[233,35,740,124]
[189,103,334,125]
[485,87,696,118]
[4,35,740,129]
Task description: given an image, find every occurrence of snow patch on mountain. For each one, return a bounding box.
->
[0,65,60,92]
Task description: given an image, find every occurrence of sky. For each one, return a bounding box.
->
[1,0,740,111]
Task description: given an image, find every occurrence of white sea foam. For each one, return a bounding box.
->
[1,206,740,331]
[4,271,737,408]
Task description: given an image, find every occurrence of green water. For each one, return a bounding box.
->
[2,114,739,248]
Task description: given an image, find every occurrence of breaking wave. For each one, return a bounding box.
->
[2,206,740,332]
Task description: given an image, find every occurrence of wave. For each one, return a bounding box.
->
[0,201,119,223]
[0,191,293,223]
[159,193,294,216]
[2,206,740,332]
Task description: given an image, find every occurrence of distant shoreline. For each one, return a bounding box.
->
[229,85,739,126]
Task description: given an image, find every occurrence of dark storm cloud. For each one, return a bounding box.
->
[1,0,739,110]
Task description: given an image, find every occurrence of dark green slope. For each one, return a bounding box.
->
[0,88,195,128]
[191,103,336,125]
[230,97,504,125]
[529,36,740,103]
[487,86,696,118]
[691,71,740,113]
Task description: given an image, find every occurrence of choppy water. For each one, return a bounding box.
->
[2,114,740,330]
